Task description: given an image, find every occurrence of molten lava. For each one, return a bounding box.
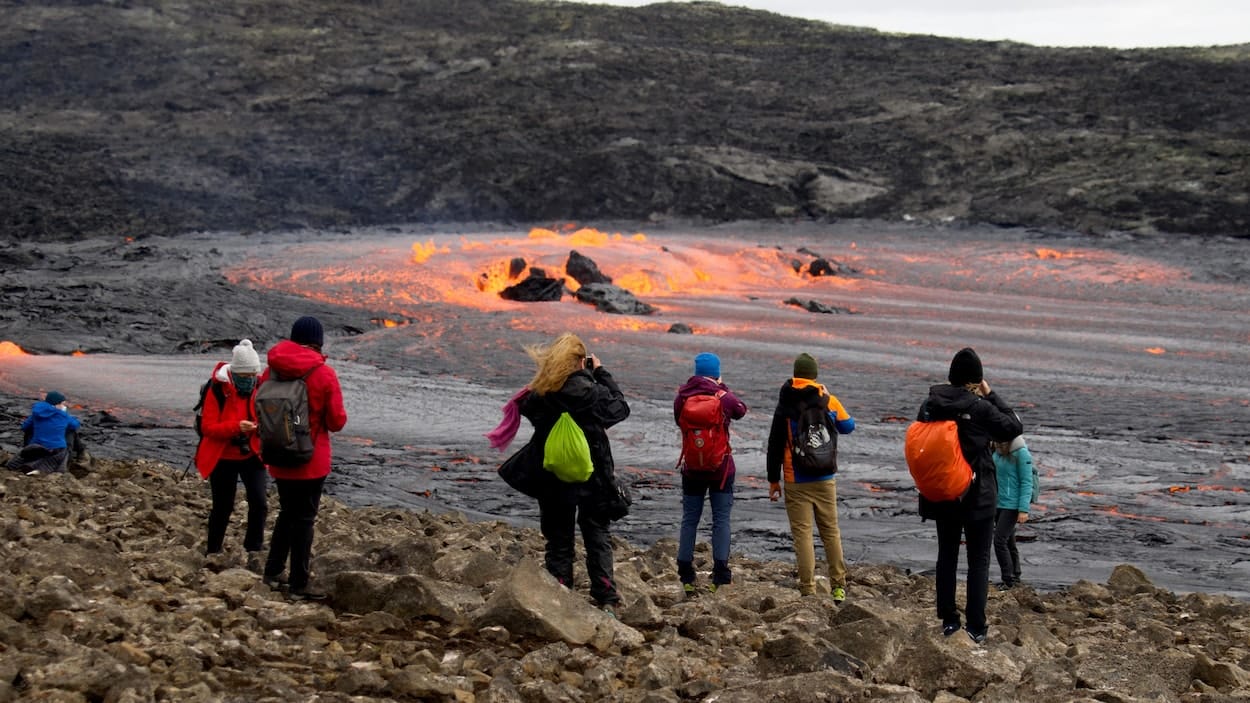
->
[0,341,26,356]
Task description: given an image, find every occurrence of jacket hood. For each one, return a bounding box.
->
[31,401,64,419]
[677,376,726,397]
[546,370,598,412]
[923,383,982,417]
[266,339,326,379]
[775,378,828,417]
[780,377,828,401]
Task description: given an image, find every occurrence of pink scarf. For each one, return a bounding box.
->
[485,387,530,451]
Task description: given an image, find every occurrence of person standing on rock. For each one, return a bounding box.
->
[517,332,630,615]
[993,434,1035,590]
[673,352,748,597]
[260,316,348,601]
[916,347,1022,644]
[7,391,81,474]
[766,353,856,604]
[194,339,267,562]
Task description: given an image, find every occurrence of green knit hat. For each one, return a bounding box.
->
[793,353,818,380]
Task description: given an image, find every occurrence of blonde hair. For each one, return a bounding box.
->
[525,332,587,395]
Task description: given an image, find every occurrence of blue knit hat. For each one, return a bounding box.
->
[290,316,324,347]
[694,352,720,378]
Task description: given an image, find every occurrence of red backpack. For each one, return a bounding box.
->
[676,391,730,475]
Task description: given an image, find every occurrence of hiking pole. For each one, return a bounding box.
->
[180,454,194,481]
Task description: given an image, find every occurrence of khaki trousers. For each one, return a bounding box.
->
[783,478,846,593]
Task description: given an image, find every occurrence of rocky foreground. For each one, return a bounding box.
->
[3,461,1250,702]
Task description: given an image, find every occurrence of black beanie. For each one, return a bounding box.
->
[948,347,983,386]
[290,316,324,347]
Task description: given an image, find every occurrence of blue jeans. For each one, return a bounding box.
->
[677,474,734,585]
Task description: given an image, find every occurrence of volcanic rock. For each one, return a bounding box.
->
[668,323,694,334]
[575,282,657,315]
[499,272,565,302]
[566,250,613,286]
[784,298,854,314]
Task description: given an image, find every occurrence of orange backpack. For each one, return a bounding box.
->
[904,420,974,502]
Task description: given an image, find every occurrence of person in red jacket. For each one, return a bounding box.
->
[260,316,348,601]
[194,339,267,558]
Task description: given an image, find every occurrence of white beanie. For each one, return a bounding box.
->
[231,339,262,373]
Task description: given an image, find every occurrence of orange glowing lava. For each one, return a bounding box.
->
[1095,505,1166,522]
[411,240,450,263]
[1035,248,1081,260]
[225,227,862,320]
[1168,485,1246,493]
[0,341,26,356]
[1145,347,1167,355]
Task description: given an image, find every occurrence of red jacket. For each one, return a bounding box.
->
[194,362,261,478]
[259,340,348,480]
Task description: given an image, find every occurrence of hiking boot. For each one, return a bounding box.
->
[263,575,288,591]
[683,583,698,599]
[966,628,987,644]
[942,622,961,637]
[601,604,618,619]
[831,586,846,604]
[996,581,1016,592]
[288,586,327,602]
[707,583,720,595]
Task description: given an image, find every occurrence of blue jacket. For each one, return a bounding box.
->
[21,401,81,450]
[993,437,1034,513]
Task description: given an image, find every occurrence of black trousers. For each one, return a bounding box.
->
[264,476,325,590]
[935,515,994,634]
[207,456,268,553]
[539,498,620,606]
[994,508,1023,585]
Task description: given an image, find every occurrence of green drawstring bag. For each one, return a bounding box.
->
[543,412,594,483]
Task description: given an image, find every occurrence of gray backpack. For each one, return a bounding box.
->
[254,368,318,467]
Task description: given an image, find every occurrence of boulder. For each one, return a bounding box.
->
[500,273,565,302]
[566,250,612,285]
[330,571,484,623]
[574,282,656,315]
[474,557,643,650]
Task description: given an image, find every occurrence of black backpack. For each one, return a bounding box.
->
[254,368,318,467]
[193,378,228,438]
[790,396,838,475]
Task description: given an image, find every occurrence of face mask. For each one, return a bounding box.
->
[234,376,256,395]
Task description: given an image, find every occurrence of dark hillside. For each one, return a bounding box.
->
[1,0,1247,239]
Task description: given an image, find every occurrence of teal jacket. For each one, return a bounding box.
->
[993,437,1034,513]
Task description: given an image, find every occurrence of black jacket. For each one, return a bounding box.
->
[916,384,1022,522]
[518,367,631,507]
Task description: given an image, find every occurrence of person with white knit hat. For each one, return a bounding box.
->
[194,339,268,562]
